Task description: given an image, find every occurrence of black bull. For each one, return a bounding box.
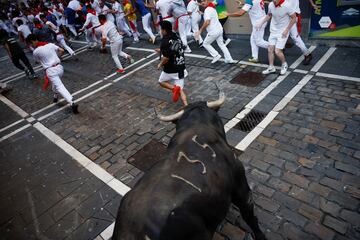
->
[113,101,266,240]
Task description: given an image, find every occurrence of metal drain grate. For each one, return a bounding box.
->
[234,110,266,132]
[127,140,167,172]
[230,71,265,87]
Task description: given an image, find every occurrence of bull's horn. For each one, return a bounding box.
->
[207,84,226,108]
[155,107,184,122]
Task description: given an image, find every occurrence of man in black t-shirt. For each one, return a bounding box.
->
[157,21,188,106]
[0,29,37,79]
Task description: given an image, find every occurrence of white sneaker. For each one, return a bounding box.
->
[211,55,221,64]
[184,46,192,53]
[262,66,276,75]
[248,57,259,63]
[224,38,231,46]
[225,59,237,64]
[280,63,288,75]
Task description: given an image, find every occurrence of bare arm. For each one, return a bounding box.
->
[58,47,65,57]
[307,0,318,10]
[256,13,271,29]
[198,19,210,35]
[227,9,246,17]
[101,37,107,49]
[157,56,169,70]
[282,13,296,38]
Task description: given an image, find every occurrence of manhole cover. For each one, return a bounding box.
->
[234,110,266,132]
[127,140,167,172]
[230,71,265,87]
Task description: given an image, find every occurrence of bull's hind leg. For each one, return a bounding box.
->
[232,164,267,240]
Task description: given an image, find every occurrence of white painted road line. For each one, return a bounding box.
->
[289,45,317,69]
[311,47,336,72]
[33,122,131,195]
[0,124,31,142]
[224,72,290,133]
[0,95,29,118]
[99,222,115,240]
[0,119,25,134]
[316,72,360,83]
[235,74,314,151]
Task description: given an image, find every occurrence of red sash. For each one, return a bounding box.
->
[174,14,189,31]
[36,42,51,90]
[296,13,301,35]
[275,0,285,7]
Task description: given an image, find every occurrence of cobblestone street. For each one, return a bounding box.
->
[0,36,359,240]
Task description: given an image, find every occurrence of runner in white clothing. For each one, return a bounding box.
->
[256,0,296,75]
[99,14,134,73]
[155,0,174,25]
[99,1,115,23]
[16,19,31,44]
[169,0,192,53]
[80,5,102,48]
[109,0,133,39]
[187,0,203,45]
[26,34,79,114]
[287,0,317,65]
[90,0,102,14]
[40,14,75,56]
[227,0,268,63]
[196,0,235,64]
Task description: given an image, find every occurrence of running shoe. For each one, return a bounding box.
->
[303,53,313,66]
[172,85,181,103]
[117,69,125,73]
[211,55,221,64]
[224,38,231,46]
[248,57,259,63]
[184,46,192,53]
[225,59,237,64]
[280,63,288,75]
[262,66,276,75]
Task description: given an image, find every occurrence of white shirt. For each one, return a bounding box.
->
[33,43,61,69]
[91,0,102,14]
[242,0,266,25]
[112,1,124,18]
[169,0,187,19]
[101,21,122,43]
[268,1,295,34]
[287,0,300,14]
[46,21,60,33]
[203,6,222,34]
[17,24,31,38]
[68,0,81,11]
[82,12,100,29]
[156,0,172,18]
[187,0,201,19]
[101,5,115,23]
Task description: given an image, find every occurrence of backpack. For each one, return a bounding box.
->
[168,33,186,77]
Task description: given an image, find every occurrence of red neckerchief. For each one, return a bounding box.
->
[87,8,96,16]
[35,23,43,29]
[275,0,285,7]
[207,2,216,9]
[35,41,51,90]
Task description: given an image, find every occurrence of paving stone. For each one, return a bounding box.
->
[308,182,331,197]
[298,203,323,222]
[304,222,335,240]
[340,209,360,227]
[319,198,341,218]
[45,210,85,239]
[319,177,344,191]
[289,186,314,204]
[255,208,282,232]
[283,172,310,189]
[255,197,280,213]
[255,184,275,198]
[267,166,282,177]
[282,222,317,240]
[279,208,307,228]
[298,157,316,169]
[268,178,291,193]
[273,192,301,211]
[343,185,360,199]
[323,215,348,234]
[250,169,270,183]
[328,191,358,211]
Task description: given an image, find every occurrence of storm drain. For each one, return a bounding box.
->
[230,71,265,87]
[127,140,167,172]
[234,110,266,132]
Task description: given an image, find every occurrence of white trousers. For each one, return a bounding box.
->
[190,15,203,43]
[178,15,191,47]
[56,34,75,55]
[290,23,309,55]
[203,31,233,61]
[142,13,155,39]
[85,27,101,45]
[67,24,77,37]
[111,40,129,69]
[116,17,132,37]
[250,24,269,59]
[46,65,73,104]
